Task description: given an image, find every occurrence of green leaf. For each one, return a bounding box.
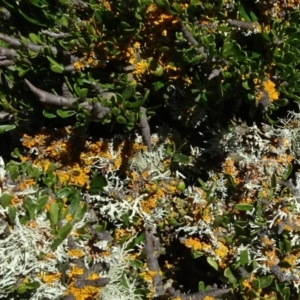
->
[173,153,190,164]
[51,238,63,249]
[56,109,76,118]
[47,56,65,73]
[135,12,143,20]
[271,173,277,189]
[122,85,135,100]
[172,2,182,13]
[49,202,59,229]
[190,0,199,6]
[8,206,16,224]
[207,257,218,271]
[78,37,88,48]
[167,218,184,226]
[24,197,37,220]
[274,99,289,106]
[16,285,27,294]
[66,193,80,218]
[158,46,170,52]
[259,275,273,288]
[29,33,42,44]
[24,281,40,290]
[129,259,143,268]
[250,11,258,21]
[89,173,107,193]
[79,88,88,100]
[242,81,251,90]
[0,194,12,207]
[198,281,206,292]
[225,174,236,189]
[238,5,251,22]
[121,213,130,227]
[234,204,253,211]
[143,89,150,102]
[198,178,208,191]
[58,222,73,240]
[74,203,87,221]
[0,124,16,134]
[43,110,57,119]
[116,115,127,124]
[51,64,64,73]
[222,41,244,60]
[191,250,204,259]
[29,0,48,8]
[154,0,165,7]
[224,267,237,283]
[265,113,280,125]
[120,21,132,29]
[132,232,145,247]
[282,287,290,300]
[37,195,48,213]
[240,249,249,266]
[126,97,145,108]
[56,187,72,199]
[18,9,47,26]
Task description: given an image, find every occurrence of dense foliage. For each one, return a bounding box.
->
[1,0,300,299]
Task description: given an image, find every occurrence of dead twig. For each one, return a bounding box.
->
[40,30,69,39]
[0,7,10,19]
[166,286,231,300]
[145,228,164,297]
[25,79,76,107]
[0,33,69,55]
[25,79,111,119]
[140,107,152,150]
[178,19,208,60]
[227,19,260,32]
[0,59,14,66]
[0,47,17,58]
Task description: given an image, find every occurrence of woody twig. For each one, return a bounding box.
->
[24,79,110,119]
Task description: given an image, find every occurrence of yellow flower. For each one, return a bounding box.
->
[68,248,85,258]
[39,272,61,284]
[183,237,202,251]
[262,79,279,101]
[133,60,150,76]
[215,242,229,259]
[68,266,84,278]
[161,29,167,36]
